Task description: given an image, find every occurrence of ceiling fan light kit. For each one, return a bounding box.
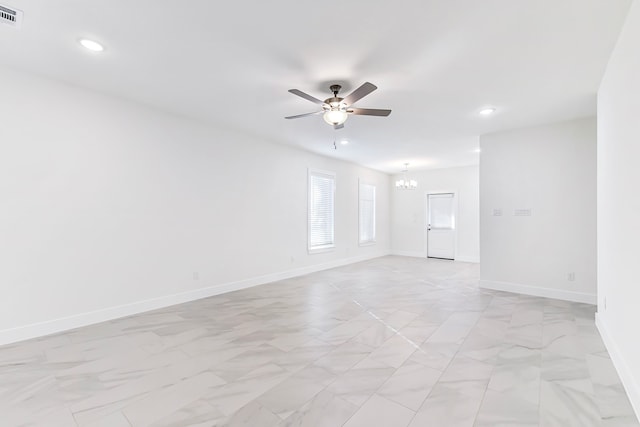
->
[323,84,349,125]
[323,110,348,126]
[286,82,391,129]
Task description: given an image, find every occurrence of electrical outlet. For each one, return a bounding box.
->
[568,272,575,282]
[193,272,199,280]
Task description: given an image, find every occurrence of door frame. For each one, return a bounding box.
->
[424,191,458,260]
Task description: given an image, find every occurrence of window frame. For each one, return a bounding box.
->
[307,168,336,254]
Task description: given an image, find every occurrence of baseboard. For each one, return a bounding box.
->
[0,251,390,346]
[455,256,480,263]
[479,279,596,304]
[596,313,640,422]
[391,251,479,264]
[390,251,425,258]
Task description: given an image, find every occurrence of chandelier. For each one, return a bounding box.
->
[395,163,417,190]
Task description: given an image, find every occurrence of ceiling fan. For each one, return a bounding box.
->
[285,82,391,129]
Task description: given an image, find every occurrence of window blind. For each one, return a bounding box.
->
[308,170,335,250]
[359,183,376,244]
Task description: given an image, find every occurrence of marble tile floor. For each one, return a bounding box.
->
[0,256,637,427]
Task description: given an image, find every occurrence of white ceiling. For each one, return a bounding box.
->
[0,0,632,173]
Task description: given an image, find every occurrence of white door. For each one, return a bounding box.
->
[427,193,455,260]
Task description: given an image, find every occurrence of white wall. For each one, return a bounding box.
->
[597,0,640,418]
[479,118,597,304]
[390,165,479,262]
[0,66,390,345]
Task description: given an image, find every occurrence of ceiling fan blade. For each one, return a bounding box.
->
[343,82,377,106]
[348,108,392,117]
[333,123,344,130]
[285,111,323,119]
[288,89,325,105]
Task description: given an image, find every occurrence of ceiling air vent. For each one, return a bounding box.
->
[0,4,23,28]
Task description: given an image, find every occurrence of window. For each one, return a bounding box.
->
[359,182,376,245]
[308,169,335,252]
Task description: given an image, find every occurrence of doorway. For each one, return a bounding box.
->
[427,193,456,260]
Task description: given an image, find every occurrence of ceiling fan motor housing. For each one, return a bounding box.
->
[323,96,346,111]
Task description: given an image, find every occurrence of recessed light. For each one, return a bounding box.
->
[340,140,349,145]
[479,107,496,116]
[79,39,105,52]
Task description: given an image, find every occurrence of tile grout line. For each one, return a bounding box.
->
[369,280,493,426]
